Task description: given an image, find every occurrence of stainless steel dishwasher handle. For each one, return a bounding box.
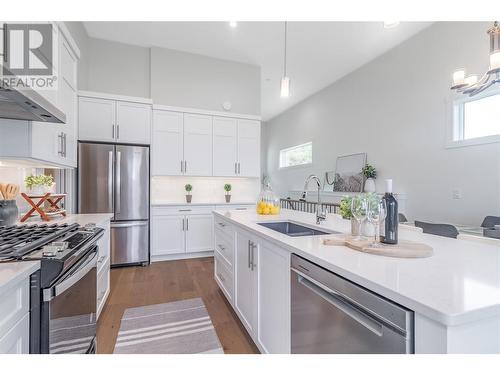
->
[296,271,383,336]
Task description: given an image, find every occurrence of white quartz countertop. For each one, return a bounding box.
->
[152,201,255,207]
[17,213,113,227]
[213,209,500,326]
[0,261,40,296]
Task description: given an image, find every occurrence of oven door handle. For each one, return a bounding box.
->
[43,249,98,302]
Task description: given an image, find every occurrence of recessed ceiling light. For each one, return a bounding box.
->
[383,21,400,29]
[229,21,237,28]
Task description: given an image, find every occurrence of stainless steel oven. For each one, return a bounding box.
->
[41,245,98,354]
[291,254,414,354]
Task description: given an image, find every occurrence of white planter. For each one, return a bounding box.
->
[28,186,47,196]
[364,178,376,193]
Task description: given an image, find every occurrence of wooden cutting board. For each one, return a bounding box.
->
[323,235,433,258]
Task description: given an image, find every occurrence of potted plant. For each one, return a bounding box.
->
[185,184,193,203]
[224,183,232,203]
[362,164,377,193]
[340,196,358,236]
[25,174,54,196]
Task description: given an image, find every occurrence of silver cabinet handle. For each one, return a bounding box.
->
[63,133,67,157]
[97,255,106,264]
[181,160,183,173]
[111,221,148,228]
[182,218,185,231]
[238,162,241,175]
[247,240,251,269]
[184,160,187,173]
[235,162,237,175]
[115,151,122,214]
[179,209,192,212]
[296,271,383,336]
[186,217,189,231]
[117,124,120,139]
[250,242,255,271]
[217,222,226,227]
[217,244,225,252]
[112,124,115,139]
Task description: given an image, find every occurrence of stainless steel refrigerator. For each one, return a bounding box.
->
[78,142,149,266]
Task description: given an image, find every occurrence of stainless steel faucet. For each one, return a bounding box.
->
[303,174,327,224]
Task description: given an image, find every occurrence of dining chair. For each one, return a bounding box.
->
[481,216,500,228]
[414,220,459,239]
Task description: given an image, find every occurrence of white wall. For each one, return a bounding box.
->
[264,22,500,225]
[151,176,260,205]
[150,47,260,115]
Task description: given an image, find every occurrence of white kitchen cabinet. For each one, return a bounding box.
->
[96,219,111,320]
[152,110,184,176]
[185,214,214,253]
[0,24,79,168]
[0,313,29,354]
[213,117,238,176]
[183,114,213,176]
[78,97,116,142]
[235,229,258,336]
[151,215,185,256]
[257,241,291,353]
[78,92,152,144]
[116,101,151,144]
[237,119,261,177]
[151,206,214,261]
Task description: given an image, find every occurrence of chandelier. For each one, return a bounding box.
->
[451,21,500,96]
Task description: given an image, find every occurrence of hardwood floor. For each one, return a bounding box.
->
[96,257,259,354]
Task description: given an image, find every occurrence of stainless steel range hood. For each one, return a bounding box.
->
[0,69,66,123]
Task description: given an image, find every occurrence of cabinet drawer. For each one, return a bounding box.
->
[214,252,233,302]
[0,279,29,340]
[214,217,234,240]
[0,313,29,354]
[215,230,234,268]
[97,259,111,319]
[215,205,255,212]
[152,205,215,216]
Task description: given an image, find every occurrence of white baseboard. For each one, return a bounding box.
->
[151,251,214,262]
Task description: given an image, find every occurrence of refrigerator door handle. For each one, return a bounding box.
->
[115,151,122,214]
[108,151,114,215]
[111,221,148,228]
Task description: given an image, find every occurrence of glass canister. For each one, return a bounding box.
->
[256,184,280,215]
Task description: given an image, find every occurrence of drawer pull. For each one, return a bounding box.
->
[217,222,226,227]
[179,209,192,212]
[217,244,225,252]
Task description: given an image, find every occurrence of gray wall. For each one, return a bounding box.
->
[264,22,500,225]
[63,22,261,114]
[150,47,261,115]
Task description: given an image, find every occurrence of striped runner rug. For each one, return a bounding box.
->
[113,298,224,354]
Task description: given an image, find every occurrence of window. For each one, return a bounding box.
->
[279,142,312,168]
[450,90,500,147]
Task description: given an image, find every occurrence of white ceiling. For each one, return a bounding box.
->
[83,22,432,121]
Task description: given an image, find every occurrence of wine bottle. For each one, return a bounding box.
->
[381,179,398,244]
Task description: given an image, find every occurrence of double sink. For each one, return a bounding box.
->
[257,221,339,237]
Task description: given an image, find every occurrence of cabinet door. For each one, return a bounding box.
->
[183,114,213,176]
[58,79,77,166]
[151,215,185,256]
[213,117,238,176]
[0,314,29,354]
[235,230,258,337]
[78,97,116,142]
[237,119,261,177]
[152,110,184,176]
[257,242,291,353]
[116,101,152,144]
[185,214,214,253]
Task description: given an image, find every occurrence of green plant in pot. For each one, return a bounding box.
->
[185,184,193,203]
[362,164,377,193]
[25,174,54,196]
[224,184,232,203]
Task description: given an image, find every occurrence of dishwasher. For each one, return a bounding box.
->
[291,254,414,354]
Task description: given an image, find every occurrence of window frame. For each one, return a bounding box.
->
[279,141,313,169]
[447,86,500,149]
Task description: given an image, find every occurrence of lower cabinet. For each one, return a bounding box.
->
[214,216,291,353]
[0,278,30,354]
[151,206,214,261]
[96,220,111,320]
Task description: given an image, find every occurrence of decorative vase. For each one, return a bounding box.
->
[351,218,360,236]
[186,194,192,203]
[225,195,231,203]
[364,178,376,193]
[0,200,19,226]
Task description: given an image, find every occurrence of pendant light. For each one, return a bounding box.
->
[280,22,290,98]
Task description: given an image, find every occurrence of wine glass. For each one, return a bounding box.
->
[367,198,387,247]
[351,195,368,241]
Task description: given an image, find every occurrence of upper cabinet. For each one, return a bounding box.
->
[78,92,152,145]
[152,108,261,178]
[0,22,79,168]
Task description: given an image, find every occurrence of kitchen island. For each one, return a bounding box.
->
[212,208,500,354]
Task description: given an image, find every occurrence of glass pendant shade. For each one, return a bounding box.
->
[280,76,290,97]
